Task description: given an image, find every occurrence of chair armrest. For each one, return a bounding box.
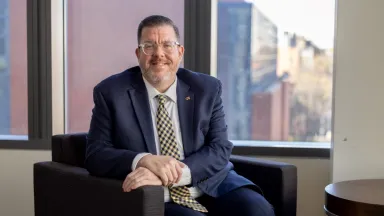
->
[33,161,164,216]
[230,155,297,216]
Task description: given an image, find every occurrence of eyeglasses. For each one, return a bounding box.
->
[138,41,180,55]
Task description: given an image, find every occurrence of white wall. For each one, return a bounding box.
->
[0,150,51,216]
[331,0,384,182]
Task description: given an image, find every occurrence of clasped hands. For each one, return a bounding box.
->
[122,155,185,192]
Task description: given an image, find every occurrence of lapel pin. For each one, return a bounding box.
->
[185,96,190,100]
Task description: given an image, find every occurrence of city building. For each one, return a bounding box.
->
[218,0,291,140]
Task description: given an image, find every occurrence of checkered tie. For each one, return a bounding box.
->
[156,94,208,213]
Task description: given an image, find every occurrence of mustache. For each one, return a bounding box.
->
[150,59,171,64]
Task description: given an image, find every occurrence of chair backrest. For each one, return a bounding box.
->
[52,133,87,167]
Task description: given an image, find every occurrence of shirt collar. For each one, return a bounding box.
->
[142,76,178,103]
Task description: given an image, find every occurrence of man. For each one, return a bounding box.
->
[85,15,275,216]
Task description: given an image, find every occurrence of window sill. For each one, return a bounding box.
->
[0,136,331,157]
[231,140,330,158]
[0,135,50,150]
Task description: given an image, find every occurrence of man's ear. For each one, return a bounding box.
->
[178,46,185,60]
[135,48,140,59]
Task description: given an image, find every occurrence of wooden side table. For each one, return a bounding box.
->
[324,179,384,216]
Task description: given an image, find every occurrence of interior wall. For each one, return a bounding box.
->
[257,156,330,216]
[0,150,51,216]
[331,0,384,182]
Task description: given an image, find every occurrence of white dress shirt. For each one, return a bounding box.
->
[131,76,203,202]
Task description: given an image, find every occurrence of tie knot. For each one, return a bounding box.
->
[156,94,167,105]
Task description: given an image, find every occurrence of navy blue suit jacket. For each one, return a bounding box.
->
[85,66,258,197]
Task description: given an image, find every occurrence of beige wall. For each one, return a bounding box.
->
[0,150,51,216]
[331,0,384,182]
[259,156,330,216]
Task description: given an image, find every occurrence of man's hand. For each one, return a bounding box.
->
[122,167,162,192]
[137,155,185,186]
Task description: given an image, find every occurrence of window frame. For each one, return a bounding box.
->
[0,0,52,150]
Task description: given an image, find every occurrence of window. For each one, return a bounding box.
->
[64,0,184,133]
[0,0,51,149]
[215,0,335,145]
[0,0,28,139]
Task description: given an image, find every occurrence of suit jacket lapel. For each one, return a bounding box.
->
[177,77,194,157]
[127,72,157,154]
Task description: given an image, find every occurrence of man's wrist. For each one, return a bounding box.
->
[137,154,152,168]
[132,153,151,171]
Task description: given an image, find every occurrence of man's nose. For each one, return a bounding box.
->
[152,45,165,56]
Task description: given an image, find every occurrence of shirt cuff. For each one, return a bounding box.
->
[173,165,192,187]
[131,153,152,171]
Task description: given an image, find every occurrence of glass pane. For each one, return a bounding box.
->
[0,0,28,139]
[216,0,335,143]
[65,0,184,133]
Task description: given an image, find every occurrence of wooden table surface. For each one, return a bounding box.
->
[324,179,384,216]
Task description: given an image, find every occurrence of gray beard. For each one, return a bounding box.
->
[143,68,172,85]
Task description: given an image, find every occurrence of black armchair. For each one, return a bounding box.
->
[33,133,297,216]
